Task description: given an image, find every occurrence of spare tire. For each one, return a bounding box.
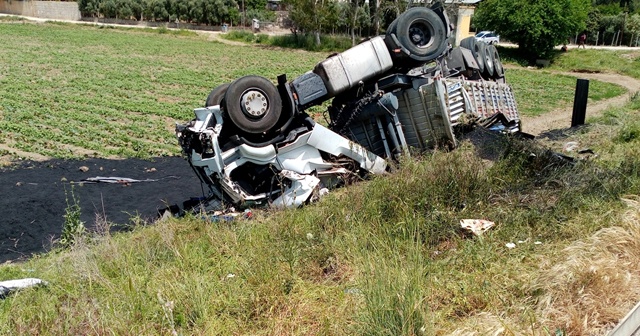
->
[393,7,447,62]
[479,42,495,78]
[223,76,282,134]
[460,37,485,73]
[487,44,505,79]
[205,83,230,107]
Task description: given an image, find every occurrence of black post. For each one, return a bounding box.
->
[572,79,589,127]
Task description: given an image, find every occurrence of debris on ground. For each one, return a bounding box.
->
[79,176,179,184]
[0,278,47,299]
[460,219,495,236]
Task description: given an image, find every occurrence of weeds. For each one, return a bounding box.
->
[59,185,85,248]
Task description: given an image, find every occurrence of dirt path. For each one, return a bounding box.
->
[198,31,248,45]
[519,70,640,136]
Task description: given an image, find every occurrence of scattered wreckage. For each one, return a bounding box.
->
[175,5,522,210]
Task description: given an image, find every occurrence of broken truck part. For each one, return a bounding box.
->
[176,5,522,209]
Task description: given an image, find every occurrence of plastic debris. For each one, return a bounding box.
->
[201,207,253,222]
[534,241,543,245]
[460,219,495,236]
[505,243,516,249]
[563,142,579,152]
[344,288,362,295]
[0,278,47,298]
[79,176,179,184]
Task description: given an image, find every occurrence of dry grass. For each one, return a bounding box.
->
[533,197,640,335]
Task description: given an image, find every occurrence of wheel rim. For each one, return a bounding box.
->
[408,20,433,49]
[241,89,268,118]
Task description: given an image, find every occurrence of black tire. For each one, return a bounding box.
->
[488,44,504,79]
[386,16,399,35]
[204,83,230,107]
[460,37,485,73]
[480,42,495,78]
[394,7,447,62]
[223,76,282,134]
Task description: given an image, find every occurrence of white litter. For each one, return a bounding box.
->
[563,142,579,152]
[505,243,516,249]
[0,278,47,297]
[460,219,495,236]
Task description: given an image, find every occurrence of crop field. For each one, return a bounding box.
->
[0,23,324,159]
[0,22,627,160]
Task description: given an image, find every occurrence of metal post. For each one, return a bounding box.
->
[572,79,589,127]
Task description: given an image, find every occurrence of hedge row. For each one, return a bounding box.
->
[77,0,275,26]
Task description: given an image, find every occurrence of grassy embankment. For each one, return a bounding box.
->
[1,23,640,334]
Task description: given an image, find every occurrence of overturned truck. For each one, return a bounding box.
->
[176,5,521,209]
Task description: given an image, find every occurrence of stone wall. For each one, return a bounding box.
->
[0,1,81,21]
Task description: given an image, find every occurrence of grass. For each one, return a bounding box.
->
[1,21,640,334]
[550,49,640,79]
[506,68,627,117]
[498,45,640,79]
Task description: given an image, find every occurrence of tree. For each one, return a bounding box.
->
[474,0,591,59]
[285,0,332,45]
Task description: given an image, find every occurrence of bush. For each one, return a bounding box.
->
[269,33,353,52]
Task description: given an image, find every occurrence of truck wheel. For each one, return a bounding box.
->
[205,83,230,107]
[386,16,399,35]
[460,37,485,73]
[480,42,495,78]
[224,76,282,134]
[394,7,447,62]
[488,44,504,79]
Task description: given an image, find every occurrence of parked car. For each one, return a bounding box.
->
[475,31,500,45]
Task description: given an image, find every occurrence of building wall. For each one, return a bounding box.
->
[454,6,476,46]
[0,1,81,21]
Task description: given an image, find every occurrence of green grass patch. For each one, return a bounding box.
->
[498,46,640,80]
[0,15,25,22]
[506,68,626,117]
[550,49,640,79]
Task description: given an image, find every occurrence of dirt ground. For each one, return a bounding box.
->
[0,157,203,263]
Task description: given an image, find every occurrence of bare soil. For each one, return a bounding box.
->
[0,157,203,263]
